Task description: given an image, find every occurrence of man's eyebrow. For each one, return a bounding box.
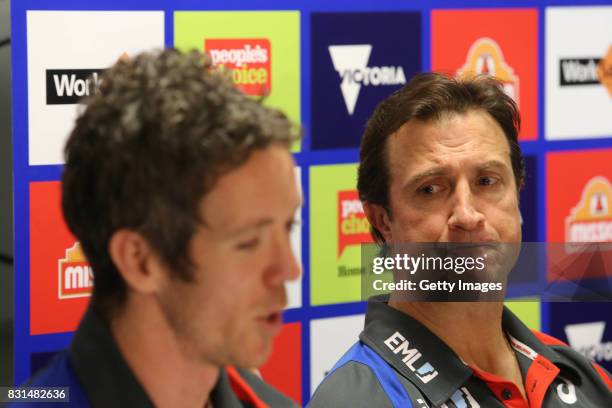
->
[225,219,274,237]
[476,160,510,171]
[223,202,301,236]
[405,160,510,186]
[407,166,450,186]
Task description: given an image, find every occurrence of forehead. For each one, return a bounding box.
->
[387,110,511,179]
[200,145,299,228]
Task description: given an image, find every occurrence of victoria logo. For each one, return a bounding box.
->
[46,69,104,105]
[384,331,439,383]
[565,321,612,363]
[328,45,406,115]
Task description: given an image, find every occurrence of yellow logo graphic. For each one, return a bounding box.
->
[58,242,93,299]
[596,45,612,96]
[458,37,520,105]
[565,177,612,242]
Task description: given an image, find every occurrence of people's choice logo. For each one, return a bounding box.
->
[337,190,372,258]
[206,38,271,96]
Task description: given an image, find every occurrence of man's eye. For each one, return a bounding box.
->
[478,176,497,186]
[286,219,301,233]
[236,238,260,250]
[419,185,441,194]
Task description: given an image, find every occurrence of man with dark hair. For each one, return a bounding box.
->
[17,49,301,407]
[309,73,612,407]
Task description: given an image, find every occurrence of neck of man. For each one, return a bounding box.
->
[389,298,526,397]
[110,294,219,408]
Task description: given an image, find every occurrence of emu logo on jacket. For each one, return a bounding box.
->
[384,331,439,383]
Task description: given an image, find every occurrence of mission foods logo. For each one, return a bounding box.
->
[46,69,104,104]
[458,37,519,104]
[337,190,372,258]
[565,176,612,242]
[329,44,406,115]
[205,39,271,96]
[58,242,93,299]
[560,45,612,96]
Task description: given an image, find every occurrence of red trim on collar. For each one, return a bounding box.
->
[592,362,612,391]
[470,365,529,408]
[226,366,269,408]
[469,352,560,408]
[524,355,560,408]
[530,330,569,348]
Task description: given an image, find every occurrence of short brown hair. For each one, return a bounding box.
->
[358,72,525,244]
[62,49,298,317]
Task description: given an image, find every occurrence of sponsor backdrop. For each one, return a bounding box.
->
[10,0,612,404]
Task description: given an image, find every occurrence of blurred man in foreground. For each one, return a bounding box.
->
[309,73,612,407]
[18,49,301,407]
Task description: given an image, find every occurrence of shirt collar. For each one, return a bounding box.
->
[360,295,580,406]
[69,303,246,408]
[501,306,581,384]
[360,295,472,407]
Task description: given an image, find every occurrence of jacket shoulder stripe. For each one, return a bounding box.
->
[324,342,414,408]
[592,362,612,391]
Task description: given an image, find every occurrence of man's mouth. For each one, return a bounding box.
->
[258,311,283,335]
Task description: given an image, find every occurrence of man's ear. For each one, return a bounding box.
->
[363,202,393,242]
[108,229,165,295]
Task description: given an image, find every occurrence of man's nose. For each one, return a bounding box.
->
[447,181,485,232]
[265,230,301,287]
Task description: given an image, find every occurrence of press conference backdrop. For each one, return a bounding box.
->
[10,0,612,404]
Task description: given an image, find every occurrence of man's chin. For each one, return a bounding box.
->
[231,340,274,369]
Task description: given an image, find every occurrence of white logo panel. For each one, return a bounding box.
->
[310,314,365,395]
[565,321,612,362]
[545,7,612,140]
[286,166,302,309]
[328,44,406,115]
[27,11,165,165]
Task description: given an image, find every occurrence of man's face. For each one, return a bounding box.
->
[379,109,521,245]
[157,145,301,368]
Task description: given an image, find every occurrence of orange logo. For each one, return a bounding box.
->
[58,242,93,299]
[596,45,612,96]
[458,37,520,105]
[337,190,372,258]
[205,38,271,96]
[565,177,612,242]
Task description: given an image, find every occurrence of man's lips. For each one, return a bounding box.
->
[257,311,283,335]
